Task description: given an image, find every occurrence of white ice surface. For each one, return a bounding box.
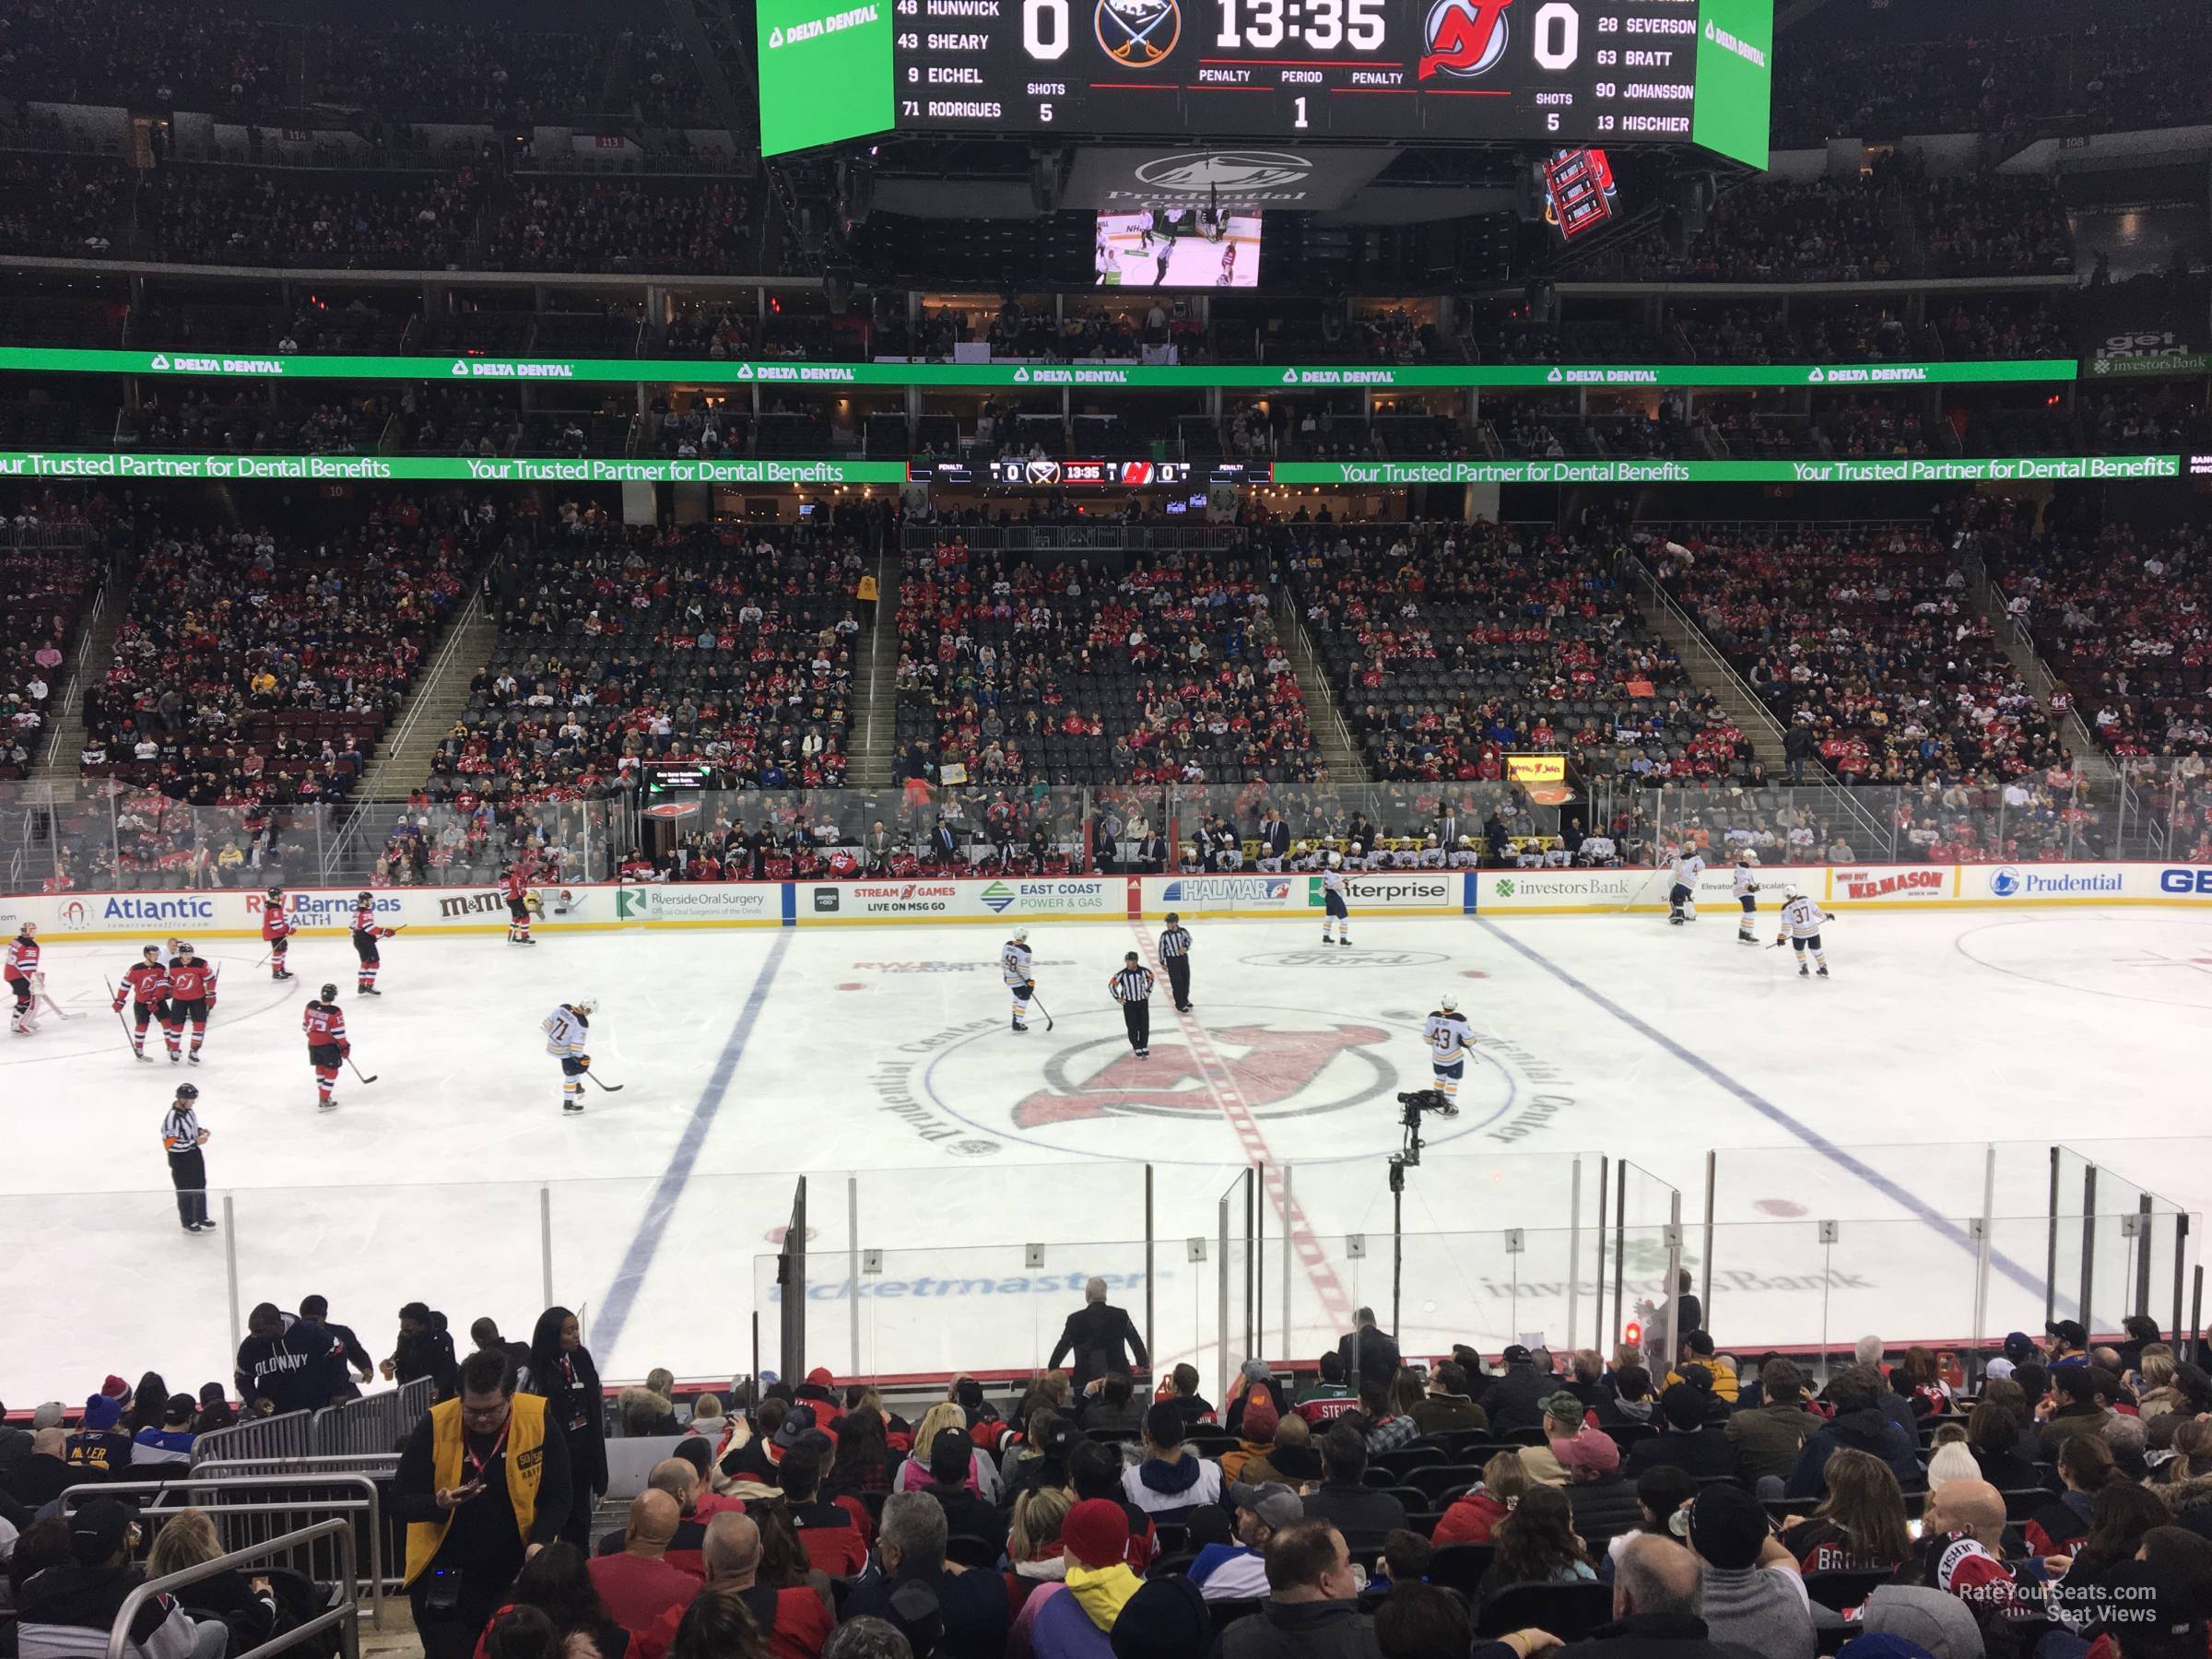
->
[5,908,2207,1405]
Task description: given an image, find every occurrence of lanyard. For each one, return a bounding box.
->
[464,1421,511,1484]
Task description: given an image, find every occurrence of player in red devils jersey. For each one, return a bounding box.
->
[6,922,40,1036]
[302,983,350,1111]
[502,863,536,946]
[262,887,296,980]
[350,892,397,994]
[112,944,174,1062]
[164,944,219,1064]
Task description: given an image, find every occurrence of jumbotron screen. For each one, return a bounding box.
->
[1095,209,1261,287]
[758,0,1772,165]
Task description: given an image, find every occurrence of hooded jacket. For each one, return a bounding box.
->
[18,1564,197,1659]
[1218,1597,1385,1659]
[1783,1406,1923,1499]
[1121,1450,1223,1519]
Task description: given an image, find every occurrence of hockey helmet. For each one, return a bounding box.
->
[1783,885,1804,900]
[358,890,373,902]
[320,982,339,1000]
[1441,994,1459,1012]
[17,921,34,936]
[571,997,598,1016]
[175,1083,199,1100]
[1348,841,1363,854]
[1010,926,1030,942]
[1327,851,1343,867]
[265,886,284,900]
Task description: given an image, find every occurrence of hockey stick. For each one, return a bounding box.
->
[1030,994,1054,1032]
[582,1070,626,1093]
[33,978,85,1020]
[102,977,140,1051]
[345,1054,379,1086]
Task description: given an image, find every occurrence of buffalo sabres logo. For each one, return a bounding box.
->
[1096,0,1181,68]
[1420,0,1512,80]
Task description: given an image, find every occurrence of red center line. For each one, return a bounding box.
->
[1130,923,1357,1334]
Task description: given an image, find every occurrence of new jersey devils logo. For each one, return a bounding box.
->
[1420,0,1512,79]
[1012,1021,1392,1126]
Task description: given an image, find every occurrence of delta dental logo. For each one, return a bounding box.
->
[765,2,879,51]
[1420,0,1512,80]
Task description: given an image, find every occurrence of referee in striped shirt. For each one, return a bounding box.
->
[161,1083,215,1233]
[1159,912,1193,1011]
[1110,953,1155,1059]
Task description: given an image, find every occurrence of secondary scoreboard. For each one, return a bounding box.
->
[758,0,1771,163]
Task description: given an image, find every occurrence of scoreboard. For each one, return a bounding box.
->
[759,0,1770,164]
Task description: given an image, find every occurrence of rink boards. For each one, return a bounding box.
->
[6,859,2212,940]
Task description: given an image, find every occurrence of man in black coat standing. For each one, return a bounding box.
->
[1338,1308,1401,1395]
[1049,1276,1149,1394]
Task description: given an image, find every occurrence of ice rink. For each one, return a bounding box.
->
[6,905,2209,1404]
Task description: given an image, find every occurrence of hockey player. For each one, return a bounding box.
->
[7,921,40,1035]
[112,944,173,1061]
[543,997,595,1113]
[302,983,350,1111]
[261,887,296,980]
[503,862,535,945]
[1666,844,1706,926]
[1110,952,1154,1059]
[351,892,396,994]
[164,943,218,1064]
[1775,887,1835,979]
[1320,853,1352,947]
[1732,854,1762,946]
[1002,927,1036,1033]
[1420,995,1471,1116]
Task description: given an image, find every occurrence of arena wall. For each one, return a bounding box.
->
[5,861,2211,941]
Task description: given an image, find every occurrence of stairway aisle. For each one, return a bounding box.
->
[357,589,495,800]
[850,542,901,789]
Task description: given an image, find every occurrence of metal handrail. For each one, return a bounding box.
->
[37,545,119,772]
[1626,553,1895,854]
[105,1518,358,1659]
[64,1472,385,1621]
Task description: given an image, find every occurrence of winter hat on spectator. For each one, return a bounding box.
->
[1240,1359,1274,1384]
[1836,1634,1939,1659]
[31,1401,65,1430]
[69,1498,133,1567]
[1241,1394,1279,1441]
[1501,1345,1534,1365]
[2000,1333,2036,1363]
[1658,1383,1708,1431]
[1063,1499,1132,1571]
[82,1394,123,1432]
[1542,1391,1589,1430]
[100,1376,131,1401]
[1686,1480,1768,1570]
[1110,1575,1209,1659]
[1857,1586,1984,1659]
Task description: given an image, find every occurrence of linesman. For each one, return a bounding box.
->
[161,1084,215,1233]
[1158,912,1193,1012]
[1110,952,1154,1059]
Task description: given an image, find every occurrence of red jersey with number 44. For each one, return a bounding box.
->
[168,958,218,1001]
[302,1001,347,1048]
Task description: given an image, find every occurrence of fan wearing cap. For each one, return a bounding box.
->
[129,1395,203,1469]
[62,1394,136,1480]
[1520,1391,1624,1488]
[15,1496,206,1659]
[915,1425,1006,1562]
[1027,1497,1145,1657]
[1983,1331,2039,1384]
[2048,1320,2092,1370]
[1685,1481,1815,1659]
[1191,1483,1303,1603]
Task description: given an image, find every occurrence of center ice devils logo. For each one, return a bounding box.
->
[1010,1021,1393,1126]
[1419,0,1512,80]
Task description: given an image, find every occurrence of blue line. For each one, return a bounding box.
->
[593,931,793,1353]
[1474,920,2044,1298]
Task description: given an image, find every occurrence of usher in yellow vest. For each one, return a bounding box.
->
[403,1393,549,1584]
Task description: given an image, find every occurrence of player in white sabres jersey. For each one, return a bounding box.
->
[1774,888,1834,979]
[1731,854,1763,946]
[1002,927,1036,1032]
[1666,846,1706,926]
[1420,995,1471,1116]
[1320,853,1351,947]
[543,997,596,1112]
